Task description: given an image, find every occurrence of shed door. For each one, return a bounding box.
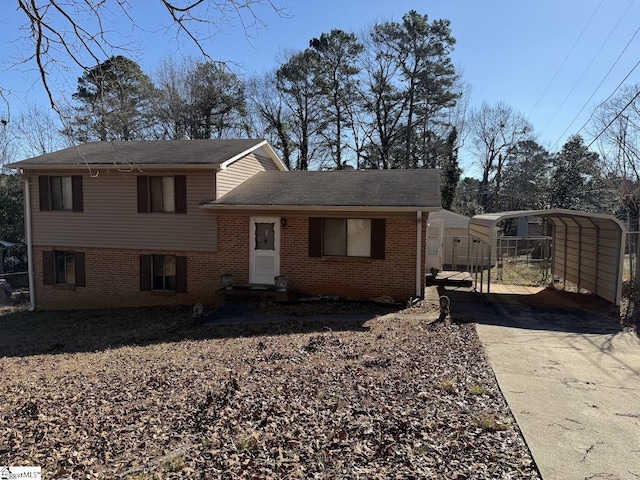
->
[426,218,444,271]
[249,217,280,284]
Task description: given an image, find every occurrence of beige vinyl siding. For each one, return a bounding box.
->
[217,154,280,199]
[30,170,218,252]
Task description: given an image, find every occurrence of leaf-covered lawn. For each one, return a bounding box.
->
[0,305,540,479]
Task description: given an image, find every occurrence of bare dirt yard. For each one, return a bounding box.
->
[0,301,540,479]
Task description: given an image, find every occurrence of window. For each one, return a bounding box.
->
[51,176,73,210]
[39,175,83,212]
[150,176,175,213]
[152,254,176,290]
[308,218,386,259]
[137,175,187,213]
[323,219,372,257]
[54,251,75,285]
[254,222,275,250]
[42,250,85,287]
[139,254,188,293]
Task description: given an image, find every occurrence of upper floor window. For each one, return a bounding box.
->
[39,175,83,212]
[50,176,73,210]
[137,175,187,214]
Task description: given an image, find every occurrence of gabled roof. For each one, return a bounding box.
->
[7,139,287,170]
[201,169,441,212]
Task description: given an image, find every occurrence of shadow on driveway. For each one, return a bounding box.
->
[449,284,640,480]
[443,285,624,335]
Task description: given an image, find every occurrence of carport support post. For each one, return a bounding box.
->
[471,238,476,291]
[416,211,423,298]
[559,217,568,292]
[487,241,492,296]
[480,239,485,294]
[587,217,600,298]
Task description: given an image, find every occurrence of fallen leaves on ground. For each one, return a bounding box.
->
[0,306,540,479]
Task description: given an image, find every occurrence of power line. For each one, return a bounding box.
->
[544,0,636,146]
[571,57,640,142]
[587,88,640,149]
[551,12,640,149]
[527,0,603,119]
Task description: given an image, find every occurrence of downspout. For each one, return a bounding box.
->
[416,211,423,298]
[23,173,36,311]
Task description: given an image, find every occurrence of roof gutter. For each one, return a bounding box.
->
[23,173,36,311]
[200,204,441,214]
[6,164,222,171]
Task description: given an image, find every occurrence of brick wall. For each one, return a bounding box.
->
[32,214,426,309]
[216,216,250,283]
[278,216,425,302]
[33,246,221,310]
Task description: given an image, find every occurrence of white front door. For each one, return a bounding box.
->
[426,218,444,271]
[249,217,280,284]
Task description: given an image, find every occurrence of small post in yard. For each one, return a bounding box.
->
[439,295,451,326]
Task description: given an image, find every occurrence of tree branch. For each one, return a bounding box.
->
[13,0,287,113]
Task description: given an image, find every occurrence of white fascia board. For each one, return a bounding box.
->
[219,140,288,171]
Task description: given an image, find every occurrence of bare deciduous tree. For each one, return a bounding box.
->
[592,84,640,289]
[246,71,294,169]
[14,104,68,157]
[14,1,286,111]
[468,102,532,212]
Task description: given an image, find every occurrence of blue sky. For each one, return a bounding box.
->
[2,0,640,165]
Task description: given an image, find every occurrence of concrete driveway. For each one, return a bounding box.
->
[446,286,640,480]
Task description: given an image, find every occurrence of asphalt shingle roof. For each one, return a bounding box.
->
[8,139,268,167]
[206,170,441,208]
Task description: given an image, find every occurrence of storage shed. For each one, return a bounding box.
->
[469,209,626,305]
[427,210,472,270]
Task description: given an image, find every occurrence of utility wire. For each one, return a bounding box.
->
[544,0,636,145]
[571,57,640,142]
[587,88,640,148]
[552,14,640,149]
[527,0,603,118]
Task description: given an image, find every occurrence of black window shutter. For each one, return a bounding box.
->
[176,256,187,293]
[174,176,187,214]
[371,219,386,260]
[72,175,83,212]
[137,176,149,213]
[39,176,50,211]
[75,251,86,287]
[309,218,322,257]
[139,254,152,291]
[43,250,54,285]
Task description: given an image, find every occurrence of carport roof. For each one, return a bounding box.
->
[469,209,626,241]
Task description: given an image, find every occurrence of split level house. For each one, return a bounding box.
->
[7,139,441,310]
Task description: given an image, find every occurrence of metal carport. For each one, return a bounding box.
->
[468,209,627,305]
